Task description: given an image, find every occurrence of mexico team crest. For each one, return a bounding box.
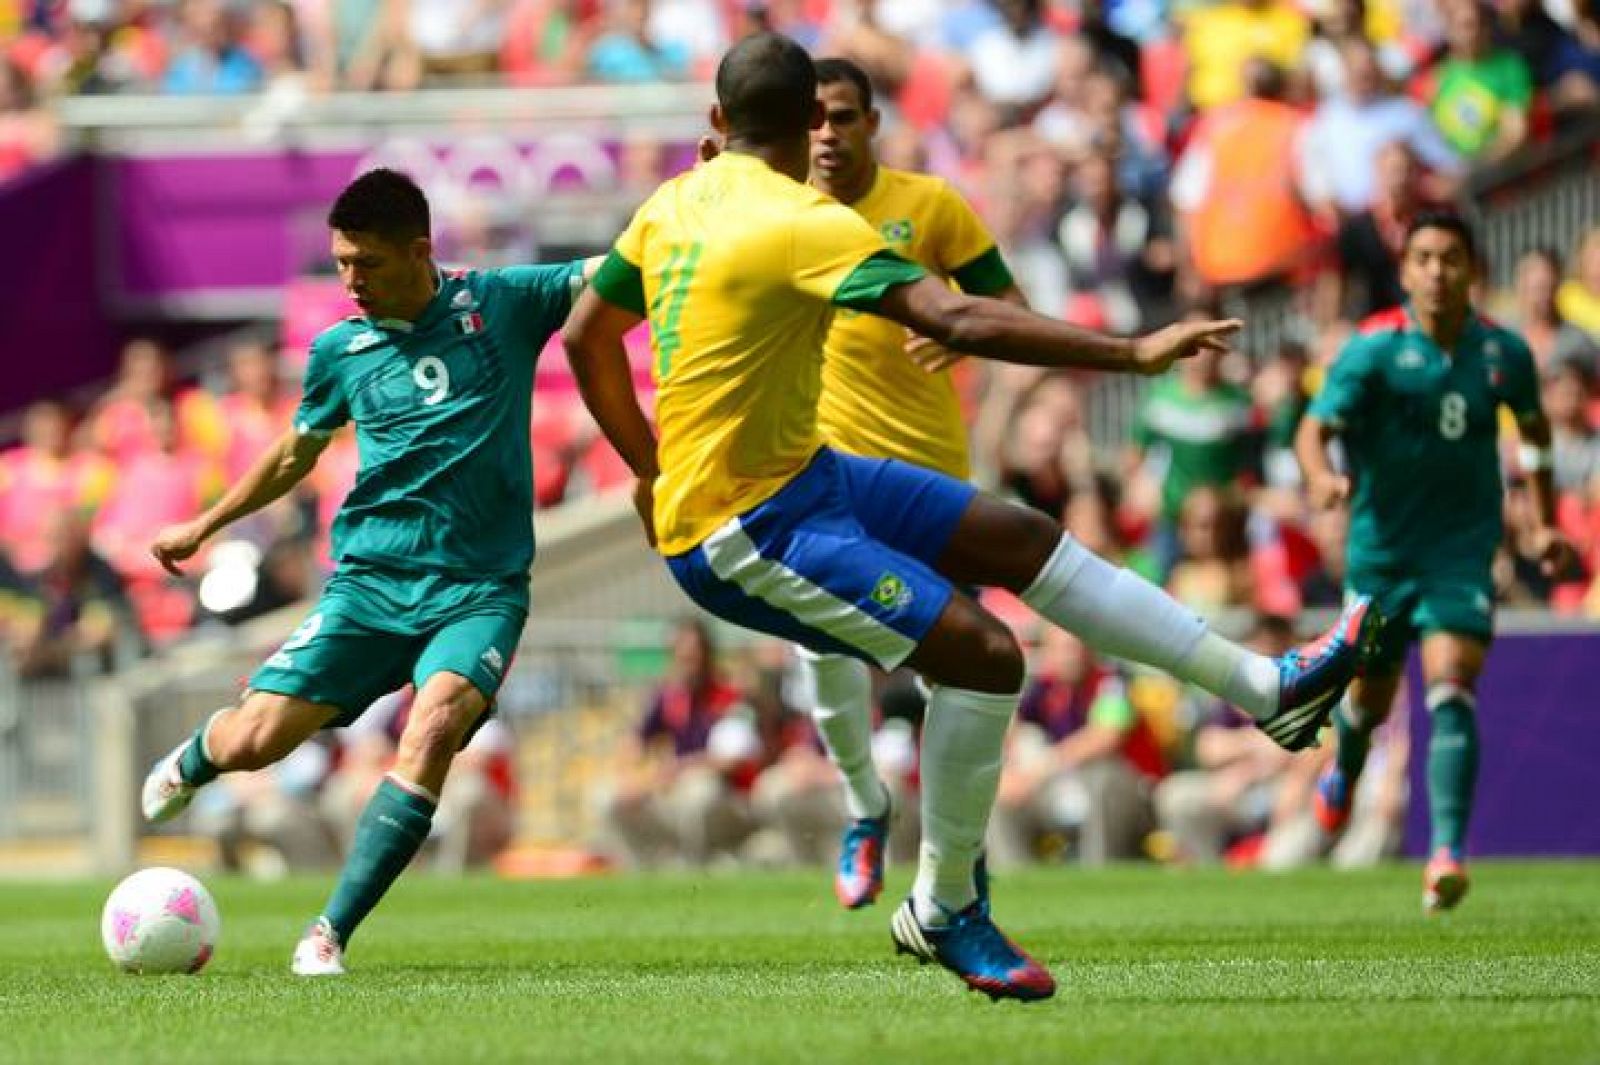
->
[456,312,484,335]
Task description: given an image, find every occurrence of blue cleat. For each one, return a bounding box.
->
[1259,596,1383,752]
[890,897,1055,1002]
[835,806,890,910]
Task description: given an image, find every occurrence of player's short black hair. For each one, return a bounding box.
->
[815,56,874,113]
[715,32,817,145]
[1403,209,1478,263]
[327,168,431,243]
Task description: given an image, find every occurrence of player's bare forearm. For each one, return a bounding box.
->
[199,428,326,539]
[1517,415,1559,529]
[564,290,659,479]
[876,278,1238,375]
[1294,414,1338,482]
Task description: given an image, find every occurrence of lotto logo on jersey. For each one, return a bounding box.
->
[871,572,913,611]
[456,312,484,335]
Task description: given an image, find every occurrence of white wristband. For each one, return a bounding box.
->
[1519,443,1554,472]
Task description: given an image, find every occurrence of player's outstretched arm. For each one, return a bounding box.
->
[151,427,329,576]
[563,287,661,544]
[872,276,1240,375]
[1293,413,1350,511]
[1513,413,1583,578]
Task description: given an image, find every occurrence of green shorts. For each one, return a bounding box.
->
[247,563,528,727]
[1346,566,1494,674]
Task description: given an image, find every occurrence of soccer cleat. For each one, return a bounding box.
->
[1423,849,1470,915]
[1259,596,1382,752]
[890,898,1055,1002]
[140,741,199,823]
[1313,767,1352,835]
[835,805,891,910]
[291,917,346,976]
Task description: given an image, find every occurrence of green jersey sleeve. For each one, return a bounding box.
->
[831,250,929,311]
[492,260,586,337]
[592,249,646,317]
[1309,334,1380,429]
[294,332,350,436]
[1495,329,1543,425]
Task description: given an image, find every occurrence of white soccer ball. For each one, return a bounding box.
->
[100,867,220,974]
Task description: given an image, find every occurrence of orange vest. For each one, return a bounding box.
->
[1188,100,1317,286]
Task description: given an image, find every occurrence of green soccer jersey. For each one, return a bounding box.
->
[295,262,583,578]
[1134,377,1255,521]
[1309,306,1541,574]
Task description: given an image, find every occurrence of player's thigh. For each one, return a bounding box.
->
[1345,571,1421,676]
[666,507,954,675]
[832,447,1061,590]
[411,606,526,748]
[1415,575,1493,685]
[216,689,342,766]
[247,596,419,728]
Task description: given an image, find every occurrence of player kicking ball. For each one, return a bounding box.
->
[1296,210,1578,914]
[565,33,1381,1001]
[142,169,595,974]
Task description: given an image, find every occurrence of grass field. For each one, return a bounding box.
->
[1,862,1597,1064]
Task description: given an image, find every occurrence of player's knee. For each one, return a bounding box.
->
[996,508,1064,594]
[969,624,1025,694]
[399,699,477,767]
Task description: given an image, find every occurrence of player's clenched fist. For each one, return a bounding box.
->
[151,519,210,577]
[1306,472,1351,511]
[1130,319,1242,376]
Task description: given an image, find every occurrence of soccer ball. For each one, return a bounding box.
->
[100,867,220,974]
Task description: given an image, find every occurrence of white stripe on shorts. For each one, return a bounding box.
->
[702,518,917,670]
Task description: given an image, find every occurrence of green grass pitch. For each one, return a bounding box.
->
[1,863,1597,1064]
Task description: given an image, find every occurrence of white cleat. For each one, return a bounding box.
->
[291,917,346,976]
[140,742,198,823]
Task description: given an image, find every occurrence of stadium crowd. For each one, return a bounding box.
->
[3,0,1600,872]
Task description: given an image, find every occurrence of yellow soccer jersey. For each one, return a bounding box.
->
[819,167,1014,480]
[592,152,926,555]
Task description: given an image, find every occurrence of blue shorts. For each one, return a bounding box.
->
[666,447,976,670]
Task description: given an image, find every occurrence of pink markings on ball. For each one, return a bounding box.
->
[166,887,202,926]
[112,908,140,947]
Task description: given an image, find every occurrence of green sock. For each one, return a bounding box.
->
[177,716,222,787]
[1426,687,1479,857]
[324,777,435,946]
[1333,699,1371,786]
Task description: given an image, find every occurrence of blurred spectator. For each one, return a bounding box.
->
[1329,140,1432,319]
[8,510,142,679]
[194,739,340,875]
[393,0,509,84]
[989,628,1163,866]
[1128,335,1255,574]
[1078,68,1170,202]
[300,0,412,91]
[1303,0,1413,100]
[1057,148,1177,334]
[1427,0,1532,162]
[1155,616,1295,864]
[1547,0,1600,117]
[1558,227,1600,340]
[87,339,174,466]
[214,340,298,483]
[162,0,265,95]
[1544,359,1600,496]
[998,374,1094,516]
[1181,0,1309,112]
[1493,0,1576,89]
[1302,39,1464,215]
[646,0,727,74]
[0,56,59,183]
[1496,247,1600,374]
[1166,486,1254,614]
[1077,0,1142,94]
[598,617,755,867]
[1170,59,1321,291]
[963,0,1063,115]
[0,400,114,575]
[585,0,691,83]
[91,405,219,640]
[500,0,595,86]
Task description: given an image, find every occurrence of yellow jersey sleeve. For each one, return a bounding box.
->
[789,201,921,304]
[932,185,1015,297]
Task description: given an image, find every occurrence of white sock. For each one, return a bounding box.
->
[1020,534,1280,720]
[797,650,889,819]
[913,685,1018,923]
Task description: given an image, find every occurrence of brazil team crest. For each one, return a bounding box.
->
[871,572,913,611]
[880,220,914,245]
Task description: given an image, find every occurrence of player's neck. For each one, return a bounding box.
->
[725,139,811,183]
[386,265,442,323]
[1415,304,1471,352]
[816,160,879,206]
